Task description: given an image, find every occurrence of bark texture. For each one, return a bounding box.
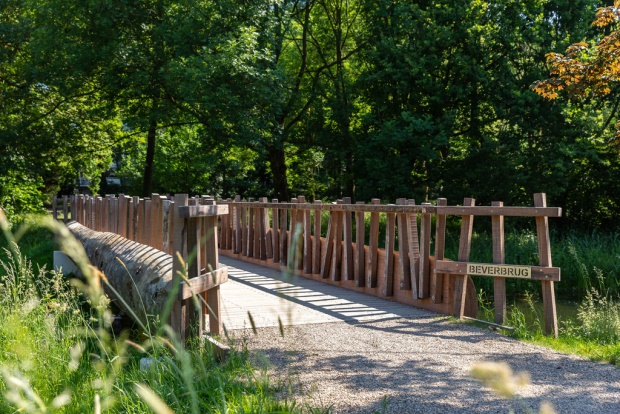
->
[67,221,173,326]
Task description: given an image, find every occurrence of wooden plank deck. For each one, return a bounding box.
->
[217,257,431,331]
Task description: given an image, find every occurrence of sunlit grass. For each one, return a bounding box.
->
[0,215,329,413]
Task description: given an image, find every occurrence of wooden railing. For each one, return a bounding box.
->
[55,193,229,343]
[54,192,562,337]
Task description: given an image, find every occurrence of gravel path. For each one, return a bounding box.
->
[221,257,620,413]
[232,318,620,413]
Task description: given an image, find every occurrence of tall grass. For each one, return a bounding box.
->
[443,229,620,300]
[0,215,328,413]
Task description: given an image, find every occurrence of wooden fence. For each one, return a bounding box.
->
[54,192,562,337]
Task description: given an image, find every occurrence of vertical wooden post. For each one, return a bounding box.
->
[289,198,301,269]
[220,202,228,250]
[117,196,126,238]
[203,198,221,336]
[143,199,152,247]
[253,199,261,259]
[534,193,558,337]
[331,199,343,281]
[85,196,91,228]
[233,195,241,254]
[286,198,299,262]
[132,196,140,242]
[62,196,68,224]
[76,195,83,225]
[367,198,381,288]
[383,208,396,296]
[109,195,117,234]
[171,194,189,342]
[453,198,475,319]
[296,197,305,270]
[312,201,322,274]
[396,198,411,290]
[241,199,248,256]
[418,203,432,298]
[187,198,201,279]
[320,208,335,279]
[259,197,268,260]
[262,198,272,259]
[168,200,175,256]
[185,198,203,338]
[342,197,354,280]
[279,201,288,265]
[103,196,110,231]
[492,201,506,324]
[151,195,162,250]
[303,198,313,274]
[248,198,255,258]
[433,198,447,303]
[272,199,280,263]
[354,201,365,287]
[89,197,95,229]
[162,200,171,253]
[95,197,102,232]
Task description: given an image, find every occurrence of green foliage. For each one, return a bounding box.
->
[0,170,46,225]
[2,0,620,229]
[0,218,327,413]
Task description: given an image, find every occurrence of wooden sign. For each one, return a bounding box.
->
[434,260,560,282]
[467,263,531,278]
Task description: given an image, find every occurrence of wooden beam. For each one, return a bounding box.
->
[354,201,365,287]
[177,204,229,218]
[321,210,335,279]
[492,201,506,324]
[248,198,255,258]
[435,261,561,282]
[535,193,558,337]
[279,202,288,265]
[343,197,354,280]
[418,203,432,299]
[234,195,242,254]
[272,199,280,263]
[432,198,447,303]
[406,199,420,299]
[452,198,475,319]
[396,198,411,291]
[220,201,435,214]
[259,197,267,260]
[303,199,313,274]
[312,201,322,274]
[366,199,381,288]
[383,209,396,296]
[435,206,561,217]
[331,200,343,281]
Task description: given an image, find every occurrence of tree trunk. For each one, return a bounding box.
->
[268,145,288,200]
[143,118,157,196]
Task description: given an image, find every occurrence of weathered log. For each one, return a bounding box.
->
[67,220,176,326]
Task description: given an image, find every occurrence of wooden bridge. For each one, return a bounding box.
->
[54,192,562,340]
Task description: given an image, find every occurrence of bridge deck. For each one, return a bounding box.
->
[218,257,432,331]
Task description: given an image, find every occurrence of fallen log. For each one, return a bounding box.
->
[67,221,174,325]
[66,221,228,332]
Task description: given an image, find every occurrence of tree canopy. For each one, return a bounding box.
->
[1,0,619,228]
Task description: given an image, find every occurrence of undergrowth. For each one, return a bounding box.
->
[487,264,620,366]
[0,215,328,413]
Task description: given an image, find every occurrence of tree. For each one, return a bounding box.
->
[0,0,116,219]
[533,0,620,148]
[354,0,600,209]
[532,0,620,226]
